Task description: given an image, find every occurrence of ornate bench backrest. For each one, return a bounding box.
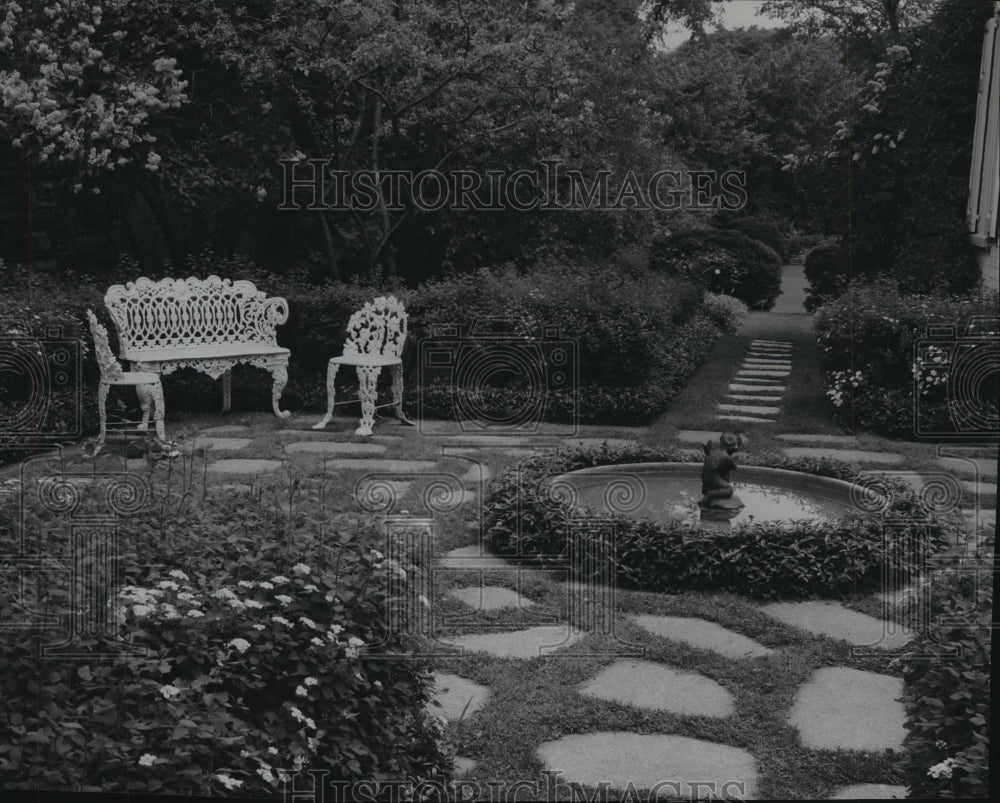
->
[343,295,408,358]
[104,276,289,353]
[86,309,124,380]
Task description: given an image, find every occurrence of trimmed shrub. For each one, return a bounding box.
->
[648,228,782,311]
[0,478,452,794]
[702,293,749,334]
[714,215,790,262]
[814,279,999,438]
[900,545,992,799]
[803,242,848,312]
[483,444,956,600]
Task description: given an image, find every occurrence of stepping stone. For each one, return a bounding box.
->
[207,459,282,475]
[731,377,785,385]
[760,600,913,649]
[718,403,780,415]
[751,339,793,346]
[453,757,478,777]
[285,441,387,455]
[580,660,734,717]
[428,673,490,722]
[448,585,535,610]
[632,615,773,659]
[198,425,250,434]
[828,784,906,799]
[727,394,787,403]
[781,447,904,464]
[441,625,584,658]
[778,434,863,444]
[182,437,252,452]
[744,357,793,364]
[716,415,777,424]
[536,733,758,799]
[736,370,791,378]
[937,456,998,480]
[789,667,906,751]
[437,545,514,569]
[320,459,437,472]
[676,430,726,443]
[728,384,785,393]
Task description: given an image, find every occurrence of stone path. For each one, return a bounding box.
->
[718,339,793,425]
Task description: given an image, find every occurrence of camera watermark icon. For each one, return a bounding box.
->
[0,453,151,658]
[417,318,578,435]
[913,318,999,439]
[0,323,83,445]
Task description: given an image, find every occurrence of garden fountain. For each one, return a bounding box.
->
[553,434,864,530]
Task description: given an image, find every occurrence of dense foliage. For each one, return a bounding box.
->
[482,444,956,600]
[814,279,999,438]
[648,227,783,310]
[900,548,992,799]
[0,475,451,795]
[802,242,848,312]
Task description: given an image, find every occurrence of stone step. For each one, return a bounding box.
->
[716,415,777,424]
[751,339,794,346]
[728,384,785,393]
[744,358,793,366]
[428,673,490,722]
[736,369,791,377]
[718,403,780,415]
[760,600,913,649]
[727,394,786,403]
[580,660,734,717]
[441,625,585,658]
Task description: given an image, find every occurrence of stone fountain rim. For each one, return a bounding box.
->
[551,461,880,507]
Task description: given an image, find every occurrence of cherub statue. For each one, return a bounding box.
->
[699,432,746,513]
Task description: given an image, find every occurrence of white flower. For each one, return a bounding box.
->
[329,624,344,635]
[928,758,956,779]
[292,563,311,575]
[168,570,189,581]
[259,581,274,590]
[303,584,318,592]
[347,636,364,647]
[299,616,319,630]
[176,592,195,601]
[186,609,204,618]
[238,580,255,588]
[295,685,308,697]
[212,588,237,600]
[267,747,279,756]
[214,772,243,790]
[289,705,305,722]
[138,753,157,767]
[275,594,292,605]
[132,604,153,618]
[304,677,318,687]
[160,684,181,700]
[228,638,251,654]
[257,766,276,784]
[243,599,263,609]
[272,615,291,626]
[271,575,290,584]
[310,637,325,647]
[252,623,266,631]
[255,186,267,201]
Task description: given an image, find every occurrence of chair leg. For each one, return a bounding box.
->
[355,365,381,436]
[312,361,340,430]
[95,382,110,455]
[268,359,291,418]
[136,383,154,432]
[390,364,414,426]
[222,369,232,413]
[151,382,166,441]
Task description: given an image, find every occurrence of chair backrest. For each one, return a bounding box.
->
[87,309,124,380]
[343,296,408,357]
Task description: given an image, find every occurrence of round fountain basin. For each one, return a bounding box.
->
[552,463,863,529]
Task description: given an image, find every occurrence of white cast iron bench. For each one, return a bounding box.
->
[104,276,292,419]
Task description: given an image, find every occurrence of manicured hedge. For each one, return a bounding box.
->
[713,215,790,262]
[803,242,847,312]
[648,227,783,311]
[0,479,452,795]
[483,444,956,600]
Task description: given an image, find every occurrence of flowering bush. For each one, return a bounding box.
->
[0,481,452,795]
[702,292,749,335]
[814,279,999,437]
[899,542,992,798]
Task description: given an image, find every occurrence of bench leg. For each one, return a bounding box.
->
[136,383,154,432]
[390,364,414,426]
[355,365,381,436]
[95,382,109,455]
[269,361,291,418]
[150,382,167,441]
[222,369,232,413]
[312,361,340,430]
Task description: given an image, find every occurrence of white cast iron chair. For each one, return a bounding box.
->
[87,309,166,453]
[312,296,414,436]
